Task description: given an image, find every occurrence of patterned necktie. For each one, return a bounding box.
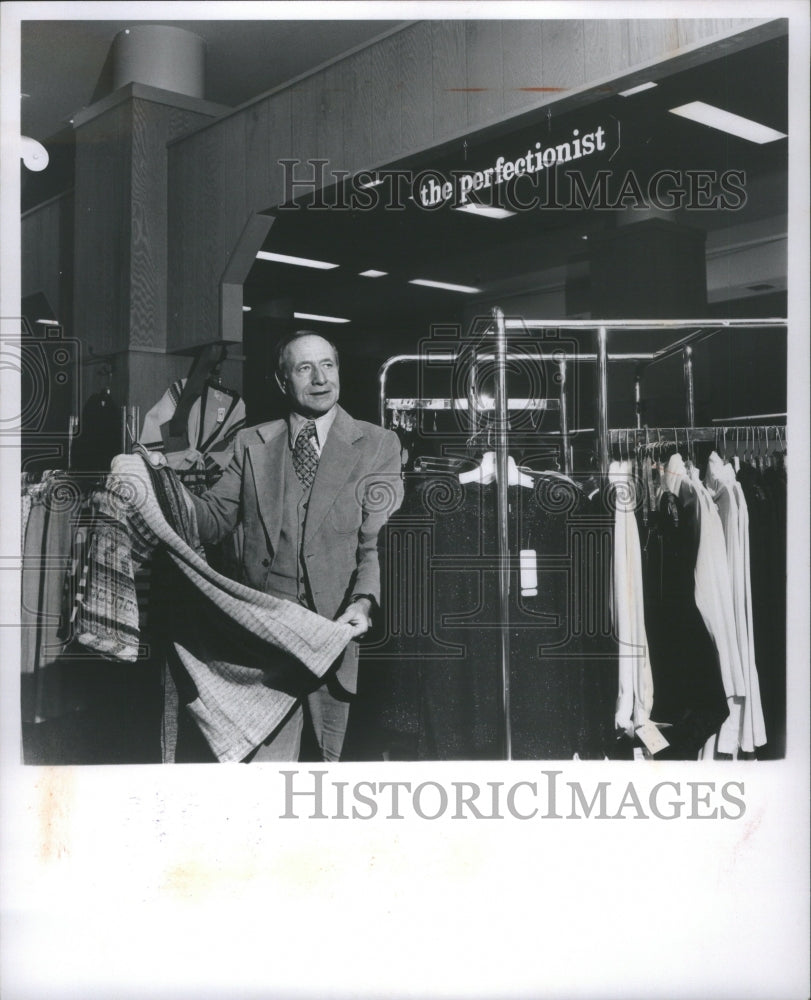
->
[292,420,319,490]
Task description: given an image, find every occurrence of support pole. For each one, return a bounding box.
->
[558,357,571,475]
[634,368,642,431]
[683,345,695,428]
[596,326,609,475]
[493,306,512,761]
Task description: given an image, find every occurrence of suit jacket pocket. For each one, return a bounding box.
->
[328,498,363,533]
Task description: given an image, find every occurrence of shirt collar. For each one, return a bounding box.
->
[288,406,337,452]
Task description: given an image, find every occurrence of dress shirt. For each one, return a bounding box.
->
[288,407,337,456]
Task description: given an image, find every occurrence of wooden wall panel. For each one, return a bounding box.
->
[317,63,345,169]
[340,48,373,175]
[628,19,681,67]
[501,20,543,115]
[73,105,131,356]
[130,100,164,351]
[432,21,467,138]
[465,20,504,128]
[290,75,320,177]
[246,90,293,212]
[370,33,402,166]
[584,20,632,81]
[21,196,70,327]
[541,20,586,92]
[400,23,434,155]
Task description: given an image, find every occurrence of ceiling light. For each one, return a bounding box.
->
[453,204,516,220]
[359,269,387,278]
[35,318,58,325]
[293,311,350,324]
[242,306,252,312]
[619,81,658,97]
[358,176,385,189]
[409,279,481,294]
[256,251,339,269]
[669,101,787,144]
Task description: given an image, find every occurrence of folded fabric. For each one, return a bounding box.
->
[76,453,353,761]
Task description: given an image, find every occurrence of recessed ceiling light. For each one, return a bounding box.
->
[619,81,658,97]
[256,251,339,269]
[35,318,58,325]
[242,306,252,312]
[358,176,385,189]
[293,311,350,324]
[453,204,516,220]
[359,269,387,278]
[669,101,787,144]
[409,279,481,294]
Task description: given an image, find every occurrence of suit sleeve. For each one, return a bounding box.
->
[351,429,404,606]
[189,429,248,545]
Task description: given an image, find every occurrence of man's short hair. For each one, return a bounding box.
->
[274,330,340,380]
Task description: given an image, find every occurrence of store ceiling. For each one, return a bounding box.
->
[244,34,788,340]
[20,18,404,144]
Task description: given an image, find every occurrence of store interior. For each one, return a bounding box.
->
[19,25,789,765]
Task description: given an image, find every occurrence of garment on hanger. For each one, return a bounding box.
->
[704,451,767,754]
[72,388,121,473]
[21,472,89,725]
[139,378,246,494]
[609,459,654,740]
[737,451,786,758]
[636,454,729,759]
[370,471,618,760]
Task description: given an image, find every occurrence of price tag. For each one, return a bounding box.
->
[635,720,670,755]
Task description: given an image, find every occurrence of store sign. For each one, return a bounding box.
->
[417,119,620,209]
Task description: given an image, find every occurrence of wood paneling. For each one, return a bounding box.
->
[340,48,373,175]
[400,22,434,154]
[370,33,402,166]
[628,19,681,67]
[465,20,504,127]
[432,21,467,138]
[73,105,131,356]
[542,20,586,92]
[584,20,632,81]
[21,194,73,332]
[501,20,543,115]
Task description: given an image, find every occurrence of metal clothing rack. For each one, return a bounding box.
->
[378,312,787,760]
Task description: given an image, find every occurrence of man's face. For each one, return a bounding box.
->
[278,334,340,417]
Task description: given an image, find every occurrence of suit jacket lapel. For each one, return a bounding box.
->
[304,406,362,543]
[247,422,287,552]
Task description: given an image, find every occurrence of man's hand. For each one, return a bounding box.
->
[336,598,373,638]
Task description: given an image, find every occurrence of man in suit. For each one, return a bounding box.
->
[186,330,403,761]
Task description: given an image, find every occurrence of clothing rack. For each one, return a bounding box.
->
[378,313,787,760]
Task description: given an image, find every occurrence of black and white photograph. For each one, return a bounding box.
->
[1,2,809,998]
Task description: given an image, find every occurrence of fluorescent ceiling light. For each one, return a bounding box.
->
[669,101,787,144]
[256,251,339,269]
[358,176,385,189]
[242,306,252,312]
[359,269,387,278]
[619,81,657,97]
[453,204,516,220]
[409,279,481,294]
[293,311,350,324]
[35,318,58,324]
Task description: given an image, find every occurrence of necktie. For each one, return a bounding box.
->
[293,420,319,490]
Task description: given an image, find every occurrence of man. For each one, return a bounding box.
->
[185,331,403,761]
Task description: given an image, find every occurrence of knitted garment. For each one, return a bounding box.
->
[76,454,353,761]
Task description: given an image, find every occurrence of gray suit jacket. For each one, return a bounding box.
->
[190,405,403,691]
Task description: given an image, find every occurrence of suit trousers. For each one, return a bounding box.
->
[246,586,351,762]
